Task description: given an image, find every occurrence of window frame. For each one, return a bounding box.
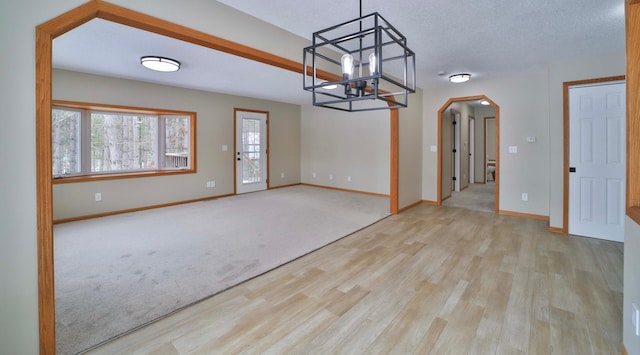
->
[52,100,196,184]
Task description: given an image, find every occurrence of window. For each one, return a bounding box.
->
[52,101,195,180]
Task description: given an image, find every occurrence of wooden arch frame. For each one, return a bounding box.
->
[436,95,500,213]
[35,1,400,352]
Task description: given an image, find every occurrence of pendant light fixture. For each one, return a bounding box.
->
[303,0,416,112]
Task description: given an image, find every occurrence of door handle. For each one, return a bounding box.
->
[569,167,576,173]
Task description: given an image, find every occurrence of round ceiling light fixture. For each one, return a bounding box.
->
[449,73,471,83]
[140,56,181,72]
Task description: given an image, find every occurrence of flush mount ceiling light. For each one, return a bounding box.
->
[140,56,181,72]
[449,73,471,83]
[303,0,416,112]
[479,99,490,105]
[317,80,338,90]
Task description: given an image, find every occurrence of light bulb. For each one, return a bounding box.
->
[369,52,377,76]
[341,53,354,78]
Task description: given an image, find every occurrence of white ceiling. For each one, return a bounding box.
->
[53,0,625,105]
[53,19,308,105]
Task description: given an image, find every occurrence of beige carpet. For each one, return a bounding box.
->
[442,182,495,213]
[54,185,390,354]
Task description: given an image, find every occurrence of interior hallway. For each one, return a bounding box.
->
[442,182,495,213]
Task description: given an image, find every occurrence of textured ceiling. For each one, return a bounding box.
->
[218,0,625,88]
[53,0,626,105]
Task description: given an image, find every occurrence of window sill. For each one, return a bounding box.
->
[52,169,195,184]
[628,206,640,226]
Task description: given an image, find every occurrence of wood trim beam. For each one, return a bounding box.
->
[498,209,549,221]
[627,0,640,224]
[301,183,390,198]
[36,25,55,355]
[53,193,235,224]
[390,108,399,214]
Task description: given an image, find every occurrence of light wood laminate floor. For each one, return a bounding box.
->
[88,205,623,354]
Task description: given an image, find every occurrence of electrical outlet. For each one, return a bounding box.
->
[347,176,352,182]
[521,193,528,201]
[95,192,102,202]
[312,172,316,178]
[210,180,215,188]
[281,172,285,179]
[329,174,334,180]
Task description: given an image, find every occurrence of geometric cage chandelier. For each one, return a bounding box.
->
[303,0,416,112]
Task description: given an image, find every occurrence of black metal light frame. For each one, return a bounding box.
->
[303,12,416,112]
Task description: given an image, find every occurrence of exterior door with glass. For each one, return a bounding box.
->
[235,110,268,194]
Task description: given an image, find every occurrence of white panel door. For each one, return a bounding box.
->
[235,110,267,194]
[568,82,625,242]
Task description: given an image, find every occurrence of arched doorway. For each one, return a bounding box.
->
[437,95,500,213]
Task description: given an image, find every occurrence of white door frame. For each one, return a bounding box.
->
[235,109,269,194]
[565,78,626,241]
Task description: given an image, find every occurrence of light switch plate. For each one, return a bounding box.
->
[221,145,228,151]
[509,146,518,153]
[430,145,437,152]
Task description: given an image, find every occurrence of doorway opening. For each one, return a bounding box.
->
[437,96,499,213]
[235,109,269,194]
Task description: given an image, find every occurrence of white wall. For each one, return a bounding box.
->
[423,72,550,216]
[0,1,312,353]
[1,2,85,353]
[474,105,496,182]
[299,88,424,209]
[301,104,390,195]
[459,102,473,190]
[398,88,424,208]
[547,52,625,228]
[423,51,624,219]
[53,70,300,220]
